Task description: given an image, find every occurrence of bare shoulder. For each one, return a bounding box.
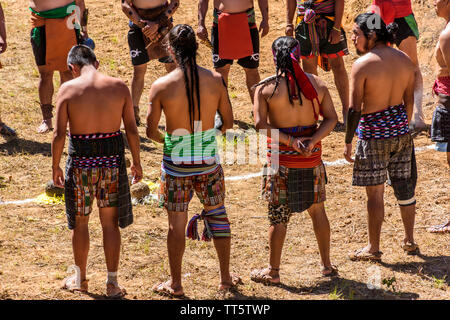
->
[439,24,450,44]
[56,79,78,100]
[307,73,326,90]
[201,67,226,87]
[256,75,277,97]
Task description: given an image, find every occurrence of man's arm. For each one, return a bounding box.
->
[197,0,209,41]
[121,0,145,27]
[217,77,234,133]
[146,83,165,144]
[258,0,269,38]
[285,0,296,37]
[329,0,344,44]
[0,3,7,53]
[51,87,69,187]
[122,83,143,183]
[307,78,338,148]
[344,60,365,162]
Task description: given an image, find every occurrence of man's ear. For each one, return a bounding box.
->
[94,60,100,69]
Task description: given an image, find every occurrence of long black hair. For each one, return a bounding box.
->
[354,13,399,44]
[168,24,200,131]
[255,36,303,105]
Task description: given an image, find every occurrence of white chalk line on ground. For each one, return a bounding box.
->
[0,144,437,206]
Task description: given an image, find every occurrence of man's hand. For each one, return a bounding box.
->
[259,19,270,38]
[344,143,354,163]
[142,20,159,40]
[285,24,294,37]
[197,24,208,41]
[0,36,6,53]
[131,163,143,185]
[328,28,341,45]
[53,166,65,188]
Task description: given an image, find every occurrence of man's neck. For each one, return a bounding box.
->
[80,65,97,76]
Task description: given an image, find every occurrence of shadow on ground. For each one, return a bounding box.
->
[0,137,51,156]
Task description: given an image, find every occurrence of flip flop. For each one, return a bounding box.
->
[349,248,383,262]
[152,280,184,298]
[61,274,88,293]
[322,265,339,277]
[250,267,281,285]
[106,282,127,299]
[402,242,420,255]
[219,273,243,291]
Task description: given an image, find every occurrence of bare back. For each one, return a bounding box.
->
[354,46,415,115]
[214,0,254,12]
[150,66,232,134]
[60,72,129,135]
[259,74,329,128]
[436,23,450,78]
[132,0,167,10]
[29,0,74,12]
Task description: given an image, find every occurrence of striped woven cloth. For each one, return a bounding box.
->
[162,129,220,177]
[357,104,410,140]
[268,125,323,169]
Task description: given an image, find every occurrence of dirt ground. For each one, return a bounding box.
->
[0,0,448,300]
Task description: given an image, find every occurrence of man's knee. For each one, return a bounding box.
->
[366,185,384,202]
[133,64,147,79]
[39,70,54,82]
[330,56,347,73]
[74,215,90,228]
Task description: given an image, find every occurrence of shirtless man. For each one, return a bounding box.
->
[345,13,419,261]
[427,0,450,234]
[197,0,269,104]
[287,0,350,125]
[251,36,338,283]
[30,0,89,133]
[372,0,426,131]
[52,45,142,298]
[0,2,16,138]
[121,0,179,126]
[146,25,236,296]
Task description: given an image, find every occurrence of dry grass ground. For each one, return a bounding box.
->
[0,0,448,300]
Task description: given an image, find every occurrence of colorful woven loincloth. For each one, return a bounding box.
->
[162,128,220,177]
[65,131,132,230]
[267,125,322,169]
[431,94,450,143]
[357,104,410,140]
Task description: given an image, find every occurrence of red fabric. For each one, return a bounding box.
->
[218,12,253,60]
[433,76,450,96]
[289,55,322,120]
[372,0,413,24]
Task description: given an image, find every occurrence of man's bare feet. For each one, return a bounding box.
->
[37,119,53,133]
[152,280,184,297]
[349,246,383,261]
[218,273,243,291]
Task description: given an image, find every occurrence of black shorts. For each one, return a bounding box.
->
[295,16,349,59]
[393,14,419,47]
[211,24,260,69]
[127,22,172,66]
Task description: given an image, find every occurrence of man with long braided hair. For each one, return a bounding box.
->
[146,24,238,296]
[251,36,338,284]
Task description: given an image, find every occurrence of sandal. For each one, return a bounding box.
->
[322,265,339,277]
[427,222,450,234]
[349,248,383,262]
[219,273,243,291]
[402,242,420,255]
[0,122,16,137]
[61,274,88,293]
[152,280,184,298]
[250,267,281,285]
[106,282,127,299]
